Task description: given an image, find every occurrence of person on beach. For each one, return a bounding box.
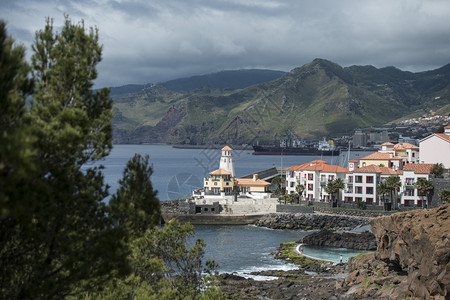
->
[340,255,343,263]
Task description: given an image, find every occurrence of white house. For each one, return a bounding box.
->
[286,160,349,202]
[343,165,400,205]
[399,163,434,207]
[419,126,450,168]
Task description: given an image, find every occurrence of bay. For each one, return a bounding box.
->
[96,144,367,275]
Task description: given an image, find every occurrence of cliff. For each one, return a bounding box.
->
[339,204,450,299]
[371,204,450,299]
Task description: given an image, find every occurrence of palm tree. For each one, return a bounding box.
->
[414,178,434,208]
[439,190,450,204]
[377,182,389,208]
[430,163,444,178]
[325,178,345,207]
[295,184,305,204]
[385,176,402,210]
[272,176,284,195]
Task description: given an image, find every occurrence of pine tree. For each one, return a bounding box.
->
[0,17,129,299]
[109,154,161,238]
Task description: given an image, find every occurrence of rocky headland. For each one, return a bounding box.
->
[338,204,450,299]
[220,205,450,299]
[302,230,377,251]
[255,213,369,231]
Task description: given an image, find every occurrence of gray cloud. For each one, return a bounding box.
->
[1,0,450,88]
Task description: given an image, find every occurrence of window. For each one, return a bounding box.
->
[328,175,334,181]
[348,176,353,183]
[362,162,366,167]
[412,153,415,157]
[290,182,294,187]
[308,173,313,180]
[355,197,362,203]
[346,187,353,193]
[366,176,374,184]
[405,189,414,196]
[308,184,313,191]
[345,197,353,202]
[321,175,326,182]
[366,187,373,194]
[366,198,373,204]
[224,159,226,162]
[355,176,363,183]
[406,178,415,185]
[356,187,362,194]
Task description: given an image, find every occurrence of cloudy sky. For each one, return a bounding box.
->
[1,0,450,88]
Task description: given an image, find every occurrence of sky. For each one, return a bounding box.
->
[1,0,450,88]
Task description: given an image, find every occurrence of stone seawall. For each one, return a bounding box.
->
[276,205,314,214]
[161,213,263,225]
[255,213,369,231]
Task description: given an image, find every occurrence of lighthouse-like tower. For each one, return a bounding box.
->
[219,146,235,177]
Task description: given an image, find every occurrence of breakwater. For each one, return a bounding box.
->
[255,213,369,231]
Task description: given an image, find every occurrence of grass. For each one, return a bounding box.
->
[275,242,324,268]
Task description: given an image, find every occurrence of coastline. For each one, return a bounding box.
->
[161,213,264,225]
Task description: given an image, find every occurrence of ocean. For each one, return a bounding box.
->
[96,144,366,276]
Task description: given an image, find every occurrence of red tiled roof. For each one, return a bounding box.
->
[303,164,350,173]
[286,162,311,170]
[382,142,394,146]
[310,159,328,164]
[403,163,434,174]
[435,133,450,142]
[394,142,419,150]
[444,125,450,129]
[349,159,359,163]
[236,178,270,186]
[360,152,402,160]
[209,169,231,175]
[222,145,233,151]
[352,165,400,175]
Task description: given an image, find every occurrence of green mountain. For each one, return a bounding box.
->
[160,69,287,92]
[112,59,450,145]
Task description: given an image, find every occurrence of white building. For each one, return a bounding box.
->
[400,163,434,207]
[219,145,235,177]
[419,126,450,168]
[343,165,400,205]
[286,160,349,201]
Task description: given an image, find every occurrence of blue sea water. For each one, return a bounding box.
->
[96,144,368,275]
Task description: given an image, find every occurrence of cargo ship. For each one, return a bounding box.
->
[252,139,340,156]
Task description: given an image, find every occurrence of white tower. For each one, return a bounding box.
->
[219,146,235,177]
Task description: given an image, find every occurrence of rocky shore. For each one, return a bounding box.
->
[219,241,347,299]
[255,213,369,231]
[220,205,450,299]
[302,230,377,250]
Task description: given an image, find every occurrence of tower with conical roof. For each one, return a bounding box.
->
[219,146,235,177]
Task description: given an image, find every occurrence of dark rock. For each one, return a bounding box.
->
[302,230,377,250]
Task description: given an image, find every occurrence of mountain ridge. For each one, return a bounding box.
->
[112,59,450,145]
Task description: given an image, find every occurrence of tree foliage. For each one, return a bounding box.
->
[430,163,444,178]
[384,176,402,210]
[439,190,450,204]
[0,17,130,299]
[109,154,161,238]
[1,16,222,299]
[295,184,305,203]
[414,178,434,208]
[377,182,389,207]
[325,178,345,205]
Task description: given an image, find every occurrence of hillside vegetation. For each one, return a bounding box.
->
[112,59,450,145]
